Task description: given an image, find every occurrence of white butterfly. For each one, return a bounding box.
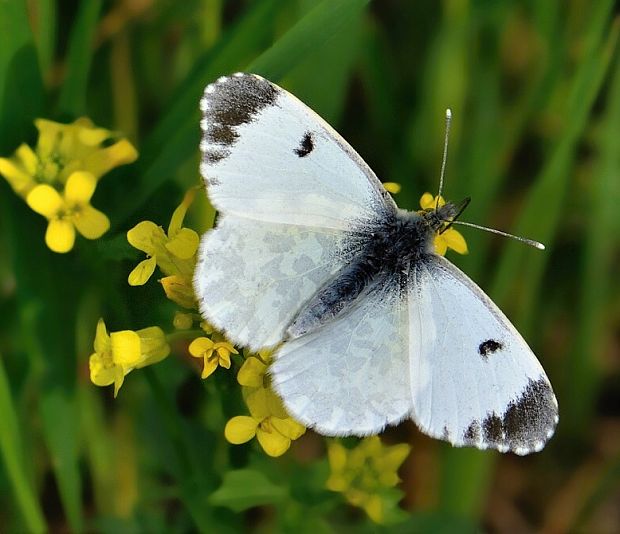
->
[194,73,558,455]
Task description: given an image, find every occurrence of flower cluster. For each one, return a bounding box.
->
[0,118,137,252]
[326,437,411,523]
[89,319,170,397]
[225,351,305,457]
[419,193,468,256]
[127,188,199,308]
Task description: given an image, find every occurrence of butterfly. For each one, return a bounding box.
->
[194,73,558,455]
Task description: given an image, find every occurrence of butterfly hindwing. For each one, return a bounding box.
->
[408,255,558,455]
[195,216,360,350]
[270,280,412,436]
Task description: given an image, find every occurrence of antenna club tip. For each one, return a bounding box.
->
[536,242,546,250]
[446,108,452,119]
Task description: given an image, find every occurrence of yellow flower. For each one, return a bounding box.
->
[326,437,411,524]
[419,192,468,256]
[0,117,137,198]
[236,351,271,387]
[225,350,305,456]
[127,189,199,286]
[224,389,305,457]
[188,336,238,379]
[89,319,170,397]
[26,171,109,253]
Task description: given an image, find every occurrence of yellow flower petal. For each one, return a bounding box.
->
[167,189,197,236]
[165,228,199,259]
[419,192,435,209]
[188,337,214,357]
[201,358,219,379]
[326,474,349,492]
[245,387,271,419]
[128,256,157,286]
[382,182,401,194]
[110,330,142,367]
[218,351,232,369]
[270,417,305,440]
[0,156,35,196]
[73,205,110,239]
[160,275,197,309]
[45,219,75,253]
[127,220,165,255]
[16,144,38,175]
[420,192,445,210]
[442,227,468,254]
[65,171,97,204]
[82,139,138,179]
[136,326,170,365]
[256,425,291,457]
[113,367,125,398]
[26,184,63,217]
[225,416,258,444]
[433,236,448,256]
[327,441,348,473]
[363,494,384,523]
[93,318,110,354]
[237,357,267,387]
[89,352,115,386]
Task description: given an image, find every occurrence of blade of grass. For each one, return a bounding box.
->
[0,355,46,533]
[31,0,57,80]
[249,0,370,80]
[1,195,83,531]
[57,0,103,117]
[568,34,620,435]
[491,1,617,335]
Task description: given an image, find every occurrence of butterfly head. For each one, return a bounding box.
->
[421,196,471,234]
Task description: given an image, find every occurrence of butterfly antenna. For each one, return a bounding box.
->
[451,220,545,250]
[436,108,452,210]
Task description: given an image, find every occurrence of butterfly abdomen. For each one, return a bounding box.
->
[287,211,432,338]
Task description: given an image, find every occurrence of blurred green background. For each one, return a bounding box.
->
[1,0,619,532]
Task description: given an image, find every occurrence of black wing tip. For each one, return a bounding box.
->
[199,73,279,170]
[460,377,559,455]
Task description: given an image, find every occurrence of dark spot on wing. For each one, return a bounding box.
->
[200,74,278,166]
[478,339,503,358]
[294,132,314,157]
[463,377,558,454]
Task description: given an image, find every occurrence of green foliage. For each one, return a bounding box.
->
[0,0,618,532]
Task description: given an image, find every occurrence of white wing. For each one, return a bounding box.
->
[408,255,558,455]
[195,73,394,349]
[195,216,360,351]
[199,73,395,230]
[270,281,411,435]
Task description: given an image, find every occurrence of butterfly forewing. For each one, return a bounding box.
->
[199,73,395,230]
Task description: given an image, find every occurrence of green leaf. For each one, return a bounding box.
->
[249,0,370,81]
[0,0,44,152]
[209,469,288,512]
[57,0,103,116]
[0,355,46,533]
